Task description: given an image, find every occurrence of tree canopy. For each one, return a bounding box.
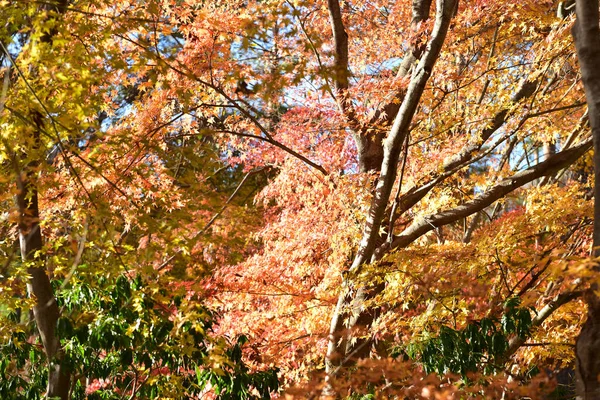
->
[1,0,600,398]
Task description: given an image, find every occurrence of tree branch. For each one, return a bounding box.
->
[504,291,583,360]
[392,78,539,219]
[571,0,600,397]
[367,0,434,128]
[383,136,592,254]
[350,0,457,274]
[326,0,363,133]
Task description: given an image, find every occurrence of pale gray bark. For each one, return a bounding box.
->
[325,0,458,384]
[323,0,596,392]
[392,78,538,221]
[323,135,591,391]
[350,0,457,275]
[462,212,481,243]
[325,123,592,387]
[367,0,435,128]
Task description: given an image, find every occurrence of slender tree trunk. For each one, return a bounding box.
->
[325,0,457,389]
[14,122,70,400]
[572,0,600,398]
[8,1,71,398]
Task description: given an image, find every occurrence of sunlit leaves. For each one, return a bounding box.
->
[0,0,595,396]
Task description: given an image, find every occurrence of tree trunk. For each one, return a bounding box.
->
[14,124,70,400]
[9,1,71,398]
[325,0,457,389]
[354,0,435,174]
[572,0,600,398]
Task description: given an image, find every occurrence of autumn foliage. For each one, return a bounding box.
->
[1,0,599,398]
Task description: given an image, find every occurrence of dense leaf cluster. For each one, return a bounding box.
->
[404,298,533,377]
[0,274,278,399]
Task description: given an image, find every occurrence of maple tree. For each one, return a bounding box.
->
[0,0,277,398]
[2,0,600,398]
